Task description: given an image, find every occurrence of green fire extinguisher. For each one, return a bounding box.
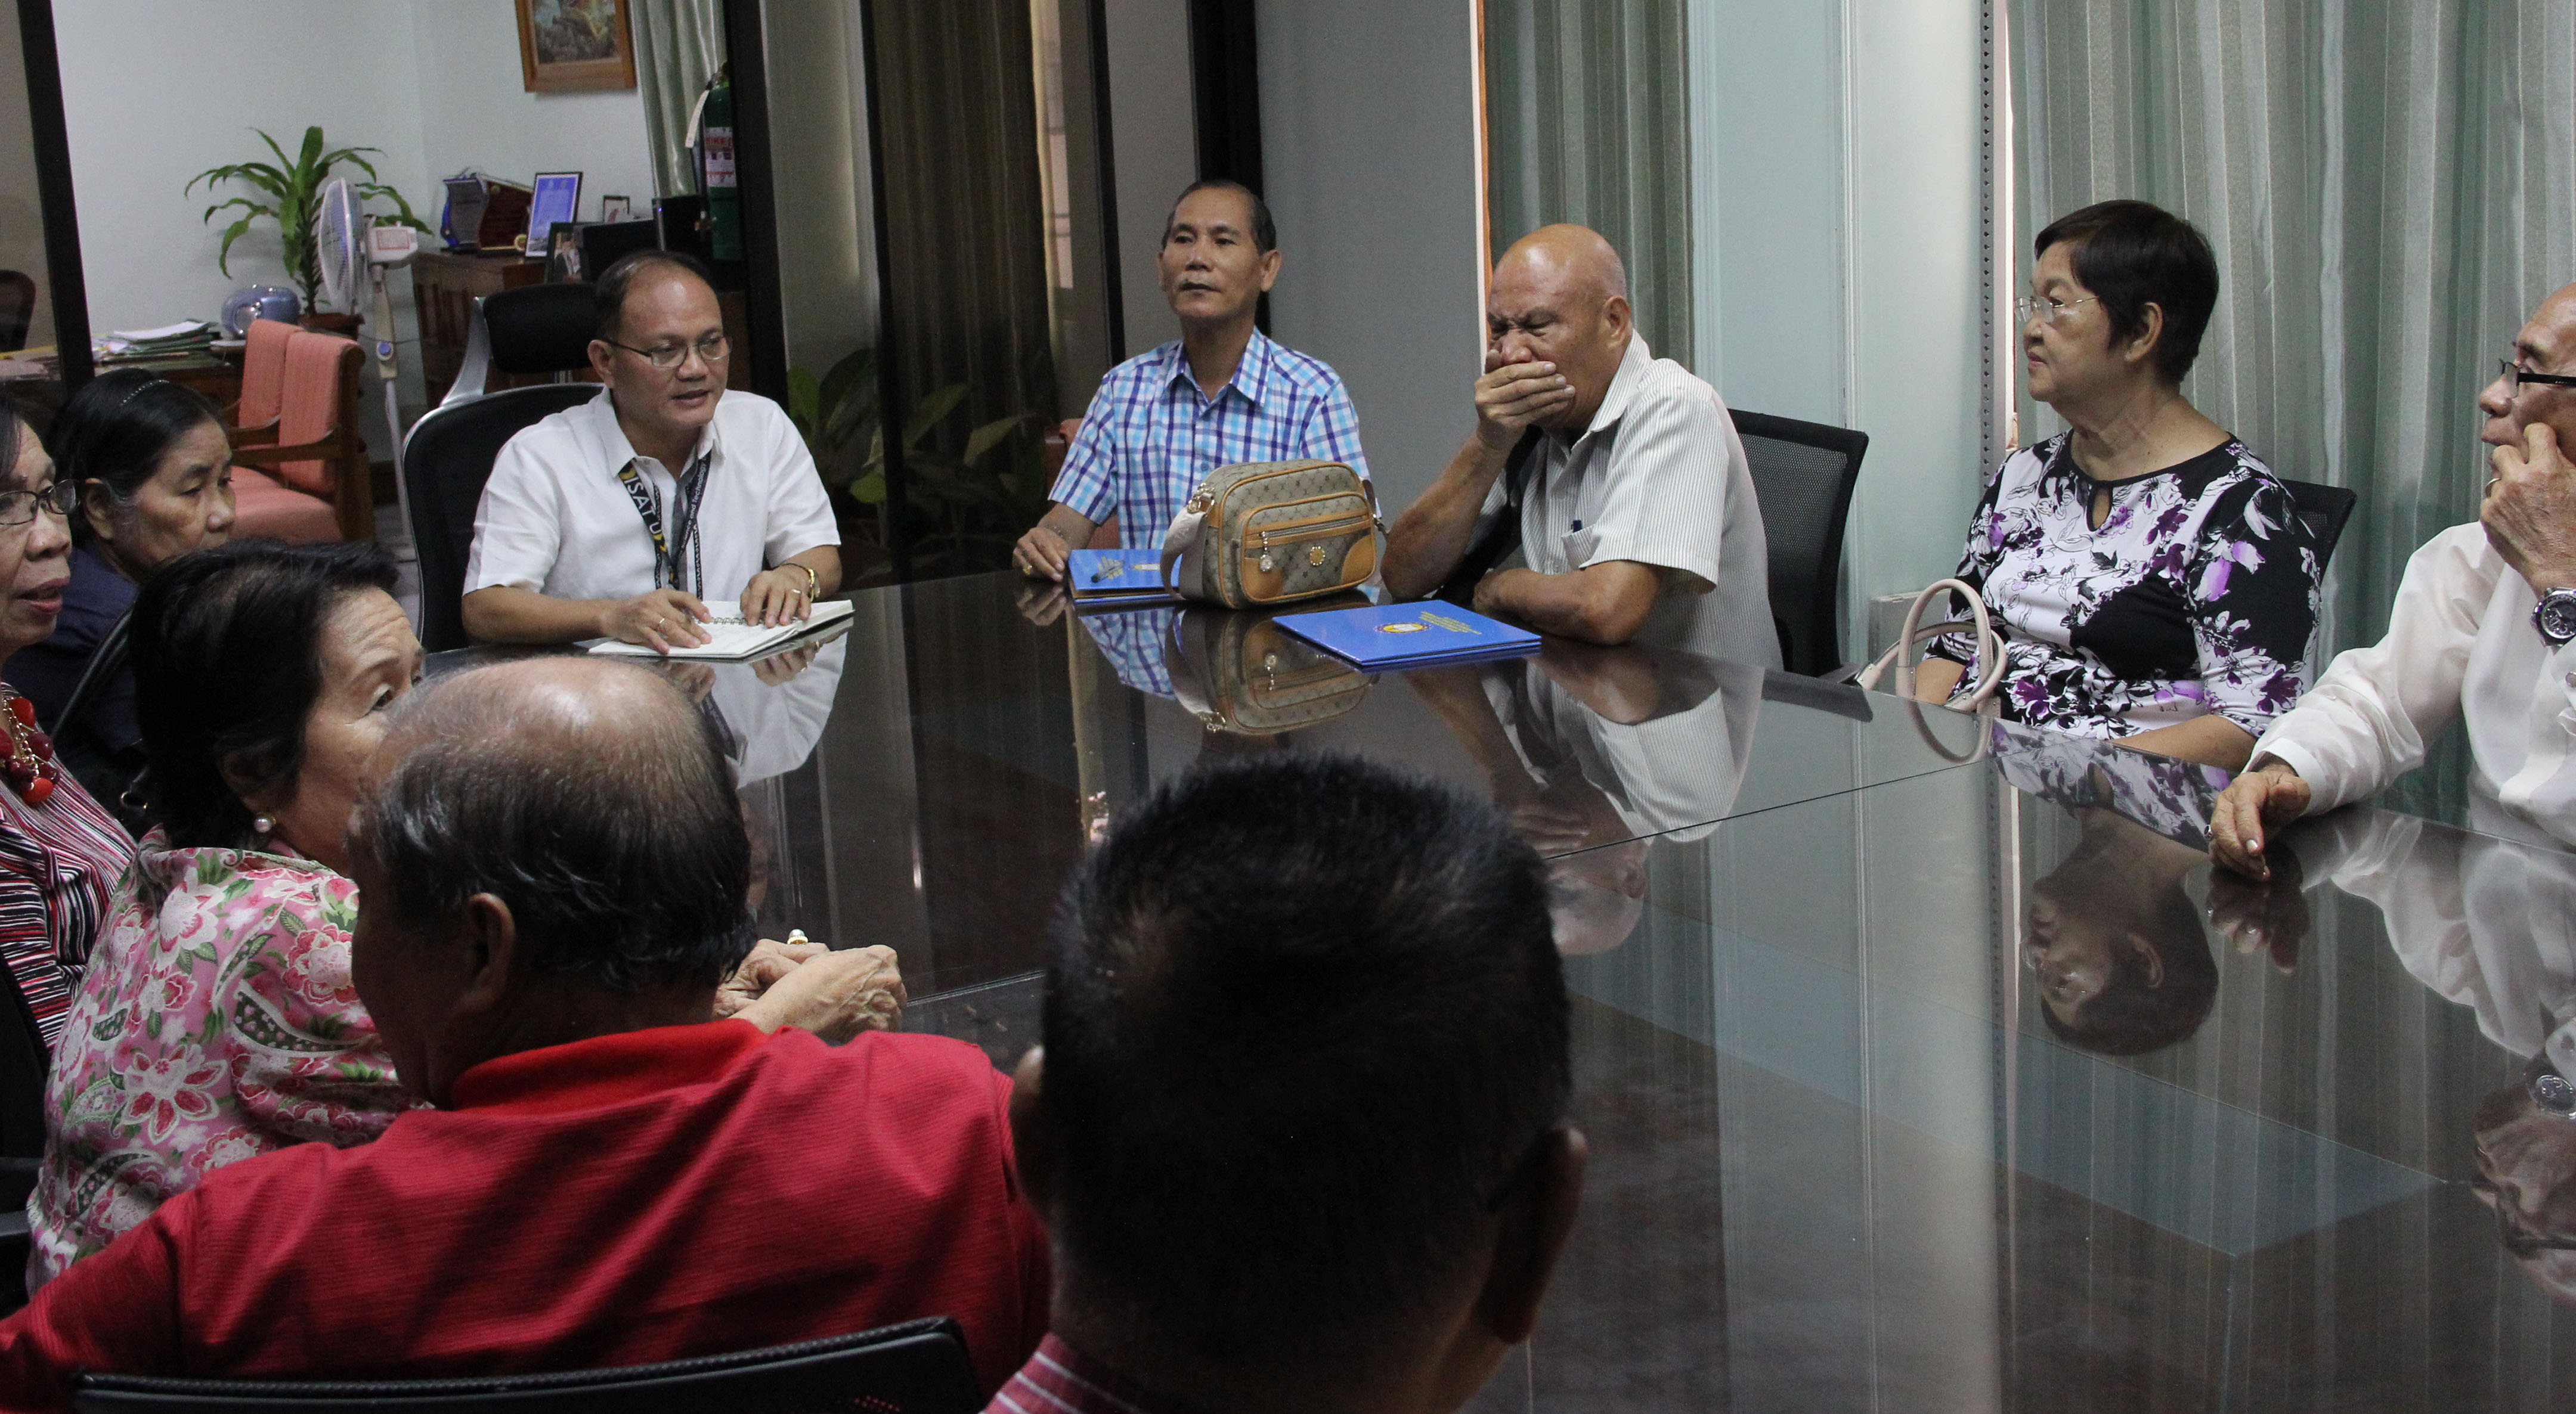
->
[700,65,742,262]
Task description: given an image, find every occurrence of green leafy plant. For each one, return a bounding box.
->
[788,345,1055,581]
[187,126,431,311]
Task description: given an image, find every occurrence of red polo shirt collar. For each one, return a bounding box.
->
[448,1018,772,1116]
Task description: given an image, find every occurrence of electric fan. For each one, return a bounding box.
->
[312,177,422,553]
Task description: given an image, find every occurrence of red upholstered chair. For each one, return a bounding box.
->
[229,330,373,543]
[223,318,296,447]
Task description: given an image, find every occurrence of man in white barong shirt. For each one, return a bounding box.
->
[2213,283,2576,873]
[462,252,841,654]
[1381,225,1779,668]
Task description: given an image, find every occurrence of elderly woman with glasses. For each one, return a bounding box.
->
[1912,200,2321,771]
[0,396,135,1054]
[2214,280,2576,876]
[5,370,236,830]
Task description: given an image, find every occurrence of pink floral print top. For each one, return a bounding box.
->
[26,831,404,1288]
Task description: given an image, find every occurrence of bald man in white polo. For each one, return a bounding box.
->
[1382,224,1778,668]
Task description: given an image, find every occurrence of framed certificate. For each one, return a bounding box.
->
[527,172,584,253]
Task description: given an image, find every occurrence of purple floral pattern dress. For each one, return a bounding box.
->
[1927,434,2320,739]
[25,832,404,1288]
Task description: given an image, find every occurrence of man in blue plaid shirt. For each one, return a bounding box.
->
[1013,181,1369,579]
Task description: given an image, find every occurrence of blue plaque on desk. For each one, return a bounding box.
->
[1067,549,1179,606]
[1276,601,1540,670]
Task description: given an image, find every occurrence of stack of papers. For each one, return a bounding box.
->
[1067,549,1178,608]
[1276,601,1541,670]
[95,321,218,363]
[589,599,856,662]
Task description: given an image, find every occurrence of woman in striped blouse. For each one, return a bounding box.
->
[0,395,136,1048]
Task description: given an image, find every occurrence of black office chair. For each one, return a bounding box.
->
[1735,410,1870,677]
[2280,477,2358,569]
[73,1316,982,1413]
[0,969,51,1314]
[403,283,599,652]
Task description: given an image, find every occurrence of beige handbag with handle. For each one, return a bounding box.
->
[1158,460,1381,609]
[1852,578,2011,760]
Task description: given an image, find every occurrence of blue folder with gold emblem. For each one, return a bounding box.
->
[1275,601,1541,670]
[1067,549,1179,607]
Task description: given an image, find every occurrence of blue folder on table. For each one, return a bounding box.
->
[1067,549,1178,607]
[1275,601,1541,670]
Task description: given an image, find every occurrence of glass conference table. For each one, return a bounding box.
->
[438,572,2576,1410]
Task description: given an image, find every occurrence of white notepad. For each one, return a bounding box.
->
[589,599,857,661]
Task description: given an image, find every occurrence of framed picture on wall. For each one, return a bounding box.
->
[515,0,637,93]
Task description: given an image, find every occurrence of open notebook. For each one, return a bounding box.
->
[589,599,857,661]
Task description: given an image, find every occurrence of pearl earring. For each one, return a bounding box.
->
[252,815,274,839]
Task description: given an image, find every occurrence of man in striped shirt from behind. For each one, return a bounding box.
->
[1013,181,1368,579]
[984,753,1586,1414]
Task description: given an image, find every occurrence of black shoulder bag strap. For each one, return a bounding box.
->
[1435,427,1545,607]
[49,606,134,743]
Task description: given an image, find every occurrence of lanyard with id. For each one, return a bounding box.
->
[615,449,712,597]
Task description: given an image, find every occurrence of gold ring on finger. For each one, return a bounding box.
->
[2488,477,2503,497]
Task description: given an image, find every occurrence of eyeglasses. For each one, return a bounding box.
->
[2015,294,2100,325]
[0,480,75,528]
[2499,359,2576,399]
[604,333,731,372]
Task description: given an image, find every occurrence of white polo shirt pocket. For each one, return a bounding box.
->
[1561,524,1603,573]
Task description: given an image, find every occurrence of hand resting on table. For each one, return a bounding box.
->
[717,937,908,1041]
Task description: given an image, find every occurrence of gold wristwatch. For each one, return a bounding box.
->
[788,562,820,598]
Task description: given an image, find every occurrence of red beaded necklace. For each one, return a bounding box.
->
[0,689,60,806]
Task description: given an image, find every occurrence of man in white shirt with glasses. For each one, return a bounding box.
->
[2214,282,2576,872]
[463,252,841,654]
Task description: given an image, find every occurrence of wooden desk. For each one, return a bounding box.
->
[411,250,548,405]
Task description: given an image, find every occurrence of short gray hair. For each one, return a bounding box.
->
[354,661,754,992]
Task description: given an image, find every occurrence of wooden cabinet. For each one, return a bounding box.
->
[410,250,552,405]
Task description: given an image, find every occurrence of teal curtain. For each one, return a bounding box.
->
[2014,0,2576,818]
[631,0,728,199]
[1484,0,1693,366]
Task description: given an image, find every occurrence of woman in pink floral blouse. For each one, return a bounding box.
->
[28,542,417,1285]
[29,541,898,1288]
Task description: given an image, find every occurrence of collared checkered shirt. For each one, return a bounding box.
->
[1048,331,1370,548]
[986,1335,1200,1414]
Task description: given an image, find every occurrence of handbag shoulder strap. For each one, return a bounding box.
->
[1435,427,1544,606]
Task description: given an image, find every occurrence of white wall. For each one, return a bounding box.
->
[758,0,878,380]
[53,0,652,467]
[1258,0,1483,517]
[1693,0,1990,655]
[1100,0,1194,360]
[408,0,655,224]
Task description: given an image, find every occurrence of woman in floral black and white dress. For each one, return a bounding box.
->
[1917,200,2321,770]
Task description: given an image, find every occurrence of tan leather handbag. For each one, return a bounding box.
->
[1158,460,1381,609]
[1166,599,1374,736]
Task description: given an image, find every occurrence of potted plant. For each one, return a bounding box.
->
[187,126,429,333]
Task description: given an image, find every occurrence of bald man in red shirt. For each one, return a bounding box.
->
[0,659,1046,1408]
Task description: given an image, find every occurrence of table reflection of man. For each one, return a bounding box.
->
[1015,578,1179,697]
[1411,640,1759,954]
[647,637,849,786]
[2265,811,2576,1299]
